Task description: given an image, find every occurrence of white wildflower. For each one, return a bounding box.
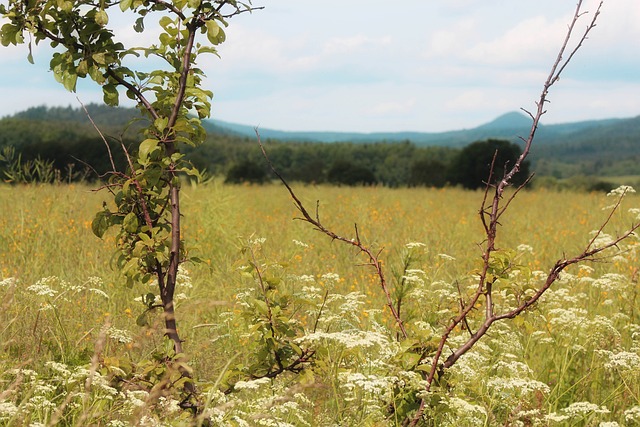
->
[292,239,309,248]
[27,283,57,297]
[11,369,38,380]
[250,237,267,246]
[176,265,193,288]
[107,421,129,427]
[600,350,640,371]
[517,244,534,253]
[88,288,110,298]
[563,401,610,417]
[437,253,456,261]
[296,275,316,284]
[234,377,271,391]
[339,372,395,401]
[0,277,18,287]
[157,396,181,414]
[299,286,322,299]
[27,395,57,410]
[138,415,161,427]
[405,242,426,249]
[134,294,161,306]
[38,302,55,311]
[45,361,71,378]
[607,185,635,197]
[86,276,103,286]
[122,390,148,409]
[297,330,390,349]
[402,274,424,287]
[545,413,570,422]
[0,401,19,418]
[592,273,626,292]
[320,272,340,283]
[599,422,620,427]
[612,255,628,263]
[487,377,550,396]
[107,327,132,344]
[625,406,640,423]
[447,397,486,419]
[589,231,615,249]
[579,265,595,274]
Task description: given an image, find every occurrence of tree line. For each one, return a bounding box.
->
[0,105,535,189]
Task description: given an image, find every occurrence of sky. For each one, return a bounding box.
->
[1,0,639,133]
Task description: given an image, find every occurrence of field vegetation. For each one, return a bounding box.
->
[1,182,640,426]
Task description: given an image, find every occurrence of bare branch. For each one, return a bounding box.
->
[408,2,608,425]
[256,129,408,339]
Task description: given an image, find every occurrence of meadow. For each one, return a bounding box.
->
[1,182,639,426]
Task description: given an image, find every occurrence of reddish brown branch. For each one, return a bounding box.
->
[408,2,608,425]
[256,130,408,340]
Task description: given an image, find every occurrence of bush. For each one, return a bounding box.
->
[225,160,268,184]
[408,158,448,187]
[327,160,376,186]
[448,139,530,189]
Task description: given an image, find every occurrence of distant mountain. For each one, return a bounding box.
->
[204,111,632,148]
[476,111,533,130]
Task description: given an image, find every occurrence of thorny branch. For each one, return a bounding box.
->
[408,2,630,426]
[256,1,633,426]
[256,131,408,340]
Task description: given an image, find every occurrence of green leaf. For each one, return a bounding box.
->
[103,84,119,106]
[159,16,173,31]
[251,298,269,316]
[91,211,111,238]
[122,257,140,277]
[92,52,107,65]
[138,138,159,163]
[27,41,34,64]
[134,17,145,33]
[0,23,24,46]
[95,9,109,26]
[154,116,168,133]
[62,71,78,92]
[123,212,139,233]
[119,0,133,12]
[76,60,88,77]
[205,20,225,45]
[136,312,149,327]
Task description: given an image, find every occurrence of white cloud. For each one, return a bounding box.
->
[368,98,417,116]
[464,15,566,65]
[322,34,392,56]
[0,0,638,131]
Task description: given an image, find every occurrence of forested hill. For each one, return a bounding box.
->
[207,111,632,148]
[0,104,639,180]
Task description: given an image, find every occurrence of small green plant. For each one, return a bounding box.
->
[0,146,57,184]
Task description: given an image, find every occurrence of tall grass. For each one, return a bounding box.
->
[1,182,638,425]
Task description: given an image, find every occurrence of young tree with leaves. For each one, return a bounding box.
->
[1,0,261,396]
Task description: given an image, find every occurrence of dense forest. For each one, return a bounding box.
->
[0,105,638,189]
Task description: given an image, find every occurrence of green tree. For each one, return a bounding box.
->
[327,159,377,186]
[408,157,448,187]
[225,159,267,184]
[1,0,261,395]
[449,139,531,190]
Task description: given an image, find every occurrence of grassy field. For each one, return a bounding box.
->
[1,182,639,426]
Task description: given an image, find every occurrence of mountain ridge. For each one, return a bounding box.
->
[204,111,633,147]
